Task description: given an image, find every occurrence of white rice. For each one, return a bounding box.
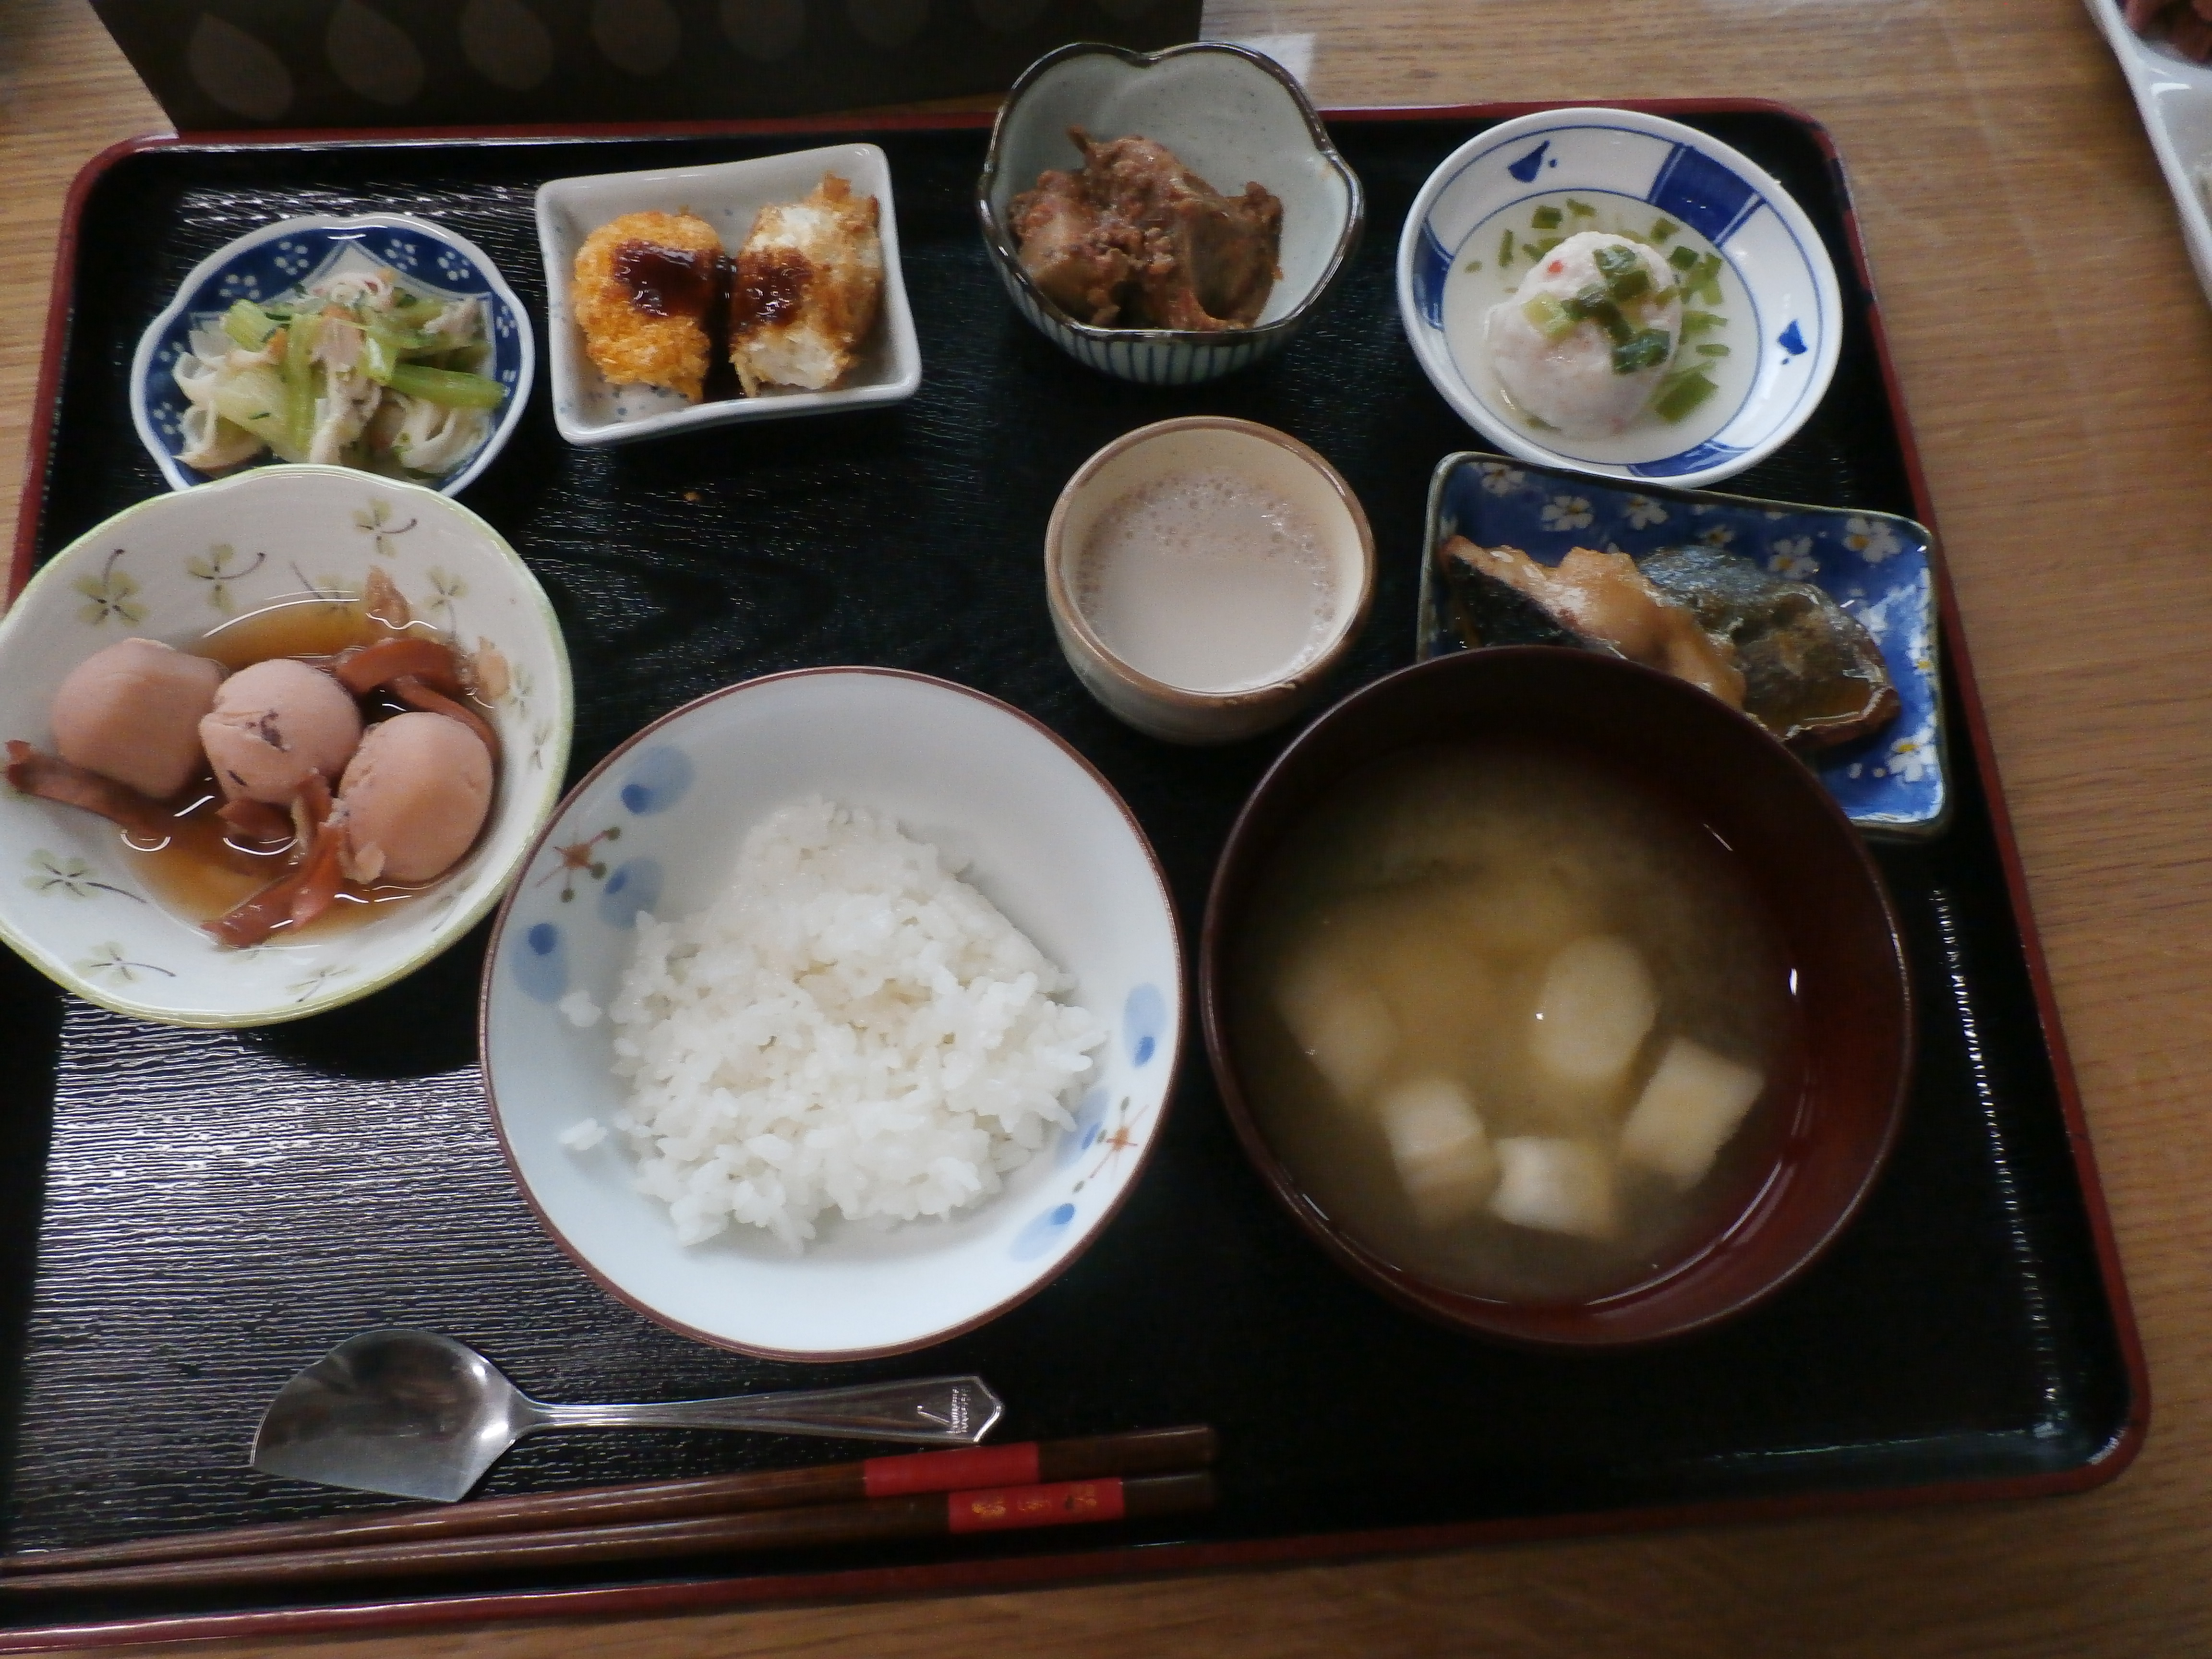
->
[557,1117,608,1151]
[604,796,1106,1249]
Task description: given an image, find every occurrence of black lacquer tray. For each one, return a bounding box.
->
[0,104,2143,1647]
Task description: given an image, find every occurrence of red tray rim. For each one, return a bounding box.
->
[0,95,2148,1653]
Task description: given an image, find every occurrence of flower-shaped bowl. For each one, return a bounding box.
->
[977,41,1363,385]
[1398,108,1842,489]
[535,143,922,446]
[480,668,1181,1360]
[0,466,572,1027]
[1418,452,1946,835]
[132,213,534,496]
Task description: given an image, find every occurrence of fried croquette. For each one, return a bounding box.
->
[571,210,723,403]
[728,175,883,396]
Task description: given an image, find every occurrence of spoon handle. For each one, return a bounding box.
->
[529,1376,1004,1445]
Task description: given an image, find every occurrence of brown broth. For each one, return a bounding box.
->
[116,595,457,939]
[1230,742,1802,1302]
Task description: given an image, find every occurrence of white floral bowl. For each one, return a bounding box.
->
[1398,108,1842,490]
[480,668,1181,1361]
[0,467,572,1027]
[131,213,534,496]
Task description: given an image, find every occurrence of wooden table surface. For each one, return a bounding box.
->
[2,0,2206,1652]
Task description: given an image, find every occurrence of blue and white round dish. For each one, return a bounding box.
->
[480,668,1183,1360]
[130,213,533,496]
[1397,108,1843,491]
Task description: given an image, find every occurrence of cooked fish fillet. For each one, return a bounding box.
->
[728,175,883,396]
[572,210,723,403]
[1442,538,1746,708]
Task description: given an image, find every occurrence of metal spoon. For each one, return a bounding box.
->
[251,1329,1005,1502]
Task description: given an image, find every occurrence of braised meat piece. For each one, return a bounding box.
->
[1010,162,1137,325]
[1009,128,1283,331]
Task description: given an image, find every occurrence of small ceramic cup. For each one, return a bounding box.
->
[1045,417,1374,745]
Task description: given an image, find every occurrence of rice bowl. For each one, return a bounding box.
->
[481,668,1181,1360]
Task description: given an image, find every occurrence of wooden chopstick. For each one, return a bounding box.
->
[0,1472,1218,1595]
[0,1426,1216,1578]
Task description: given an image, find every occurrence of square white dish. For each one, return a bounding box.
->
[534,144,921,446]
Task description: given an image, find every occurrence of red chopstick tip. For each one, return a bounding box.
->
[863,1441,1040,1499]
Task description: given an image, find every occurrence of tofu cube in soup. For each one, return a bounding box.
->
[1378,1077,1497,1227]
[1620,1037,1767,1189]
[1491,1136,1619,1239]
[1529,935,1657,1089]
[1276,954,1397,1105]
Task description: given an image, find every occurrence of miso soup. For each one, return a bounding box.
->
[1230,742,1801,1301]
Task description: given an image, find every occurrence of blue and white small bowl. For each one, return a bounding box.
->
[978,41,1363,386]
[1418,452,1946,836]
[1398,108,1842,491]
[481,668,1182,1360]
[131,214,533,496]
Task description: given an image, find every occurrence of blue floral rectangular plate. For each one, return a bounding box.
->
[1416,451,1946,836]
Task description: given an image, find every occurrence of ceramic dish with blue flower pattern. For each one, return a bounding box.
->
[1397,108,1841,491]
[480,668,1181,1361]
[131,213,533,496]
[1417,452,1946,836]
[0,465,572,1027]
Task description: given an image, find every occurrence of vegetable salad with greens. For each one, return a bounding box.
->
[172,263,505,481]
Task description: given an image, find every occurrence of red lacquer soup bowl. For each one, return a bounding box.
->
[1201,646,1911,1348]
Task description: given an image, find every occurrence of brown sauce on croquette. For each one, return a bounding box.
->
[729,248,811,334]
[612,241,725,321]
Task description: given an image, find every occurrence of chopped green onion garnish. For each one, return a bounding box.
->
[222,301,279,351]
[1669,245,1700,272]
[1563,284,1636,345]
[1690,253,1724,304]
[1612,328,1673,374]
[1654,368,1719,421]
[1464,260,1483,272]
[1566,198,1596,217]
[1523,237,1563,263]
[1593,243,1651,302]
[1696,343,1731,357]
[1499,228,1515,267]
[1521,294,1577,341]
[1681,310,1726,337]
[1531,205,1562,230]
[1523,411,1558,432]
[386,363,506,409]
[1651,218,1678,242]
